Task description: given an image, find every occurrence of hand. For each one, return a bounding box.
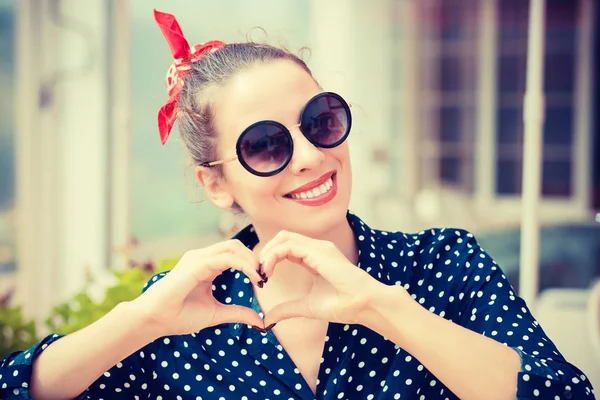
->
[134,240,265,338]
[259,231,385,327]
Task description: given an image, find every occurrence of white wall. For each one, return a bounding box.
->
[308,0,394,226]
[14,0,114,320]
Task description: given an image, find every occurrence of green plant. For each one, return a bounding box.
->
[0,255,180,360]
[45,257,178,335]
[0,290,38,359]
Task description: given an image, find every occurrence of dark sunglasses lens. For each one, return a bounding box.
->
[239,123,292,174]
[301,94,350,147]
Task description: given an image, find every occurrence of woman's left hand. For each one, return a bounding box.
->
[259,230,397,327]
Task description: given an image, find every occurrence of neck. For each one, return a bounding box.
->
[251,215,358,296]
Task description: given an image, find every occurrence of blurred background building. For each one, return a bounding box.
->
[0,0,598,386]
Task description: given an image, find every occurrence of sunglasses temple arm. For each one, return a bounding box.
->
[201,155,238,167]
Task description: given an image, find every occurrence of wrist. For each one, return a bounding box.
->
[359,283,419,332]
[121,299,167,343]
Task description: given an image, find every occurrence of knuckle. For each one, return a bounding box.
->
[231,239,247,252]
[221,253,235,266]
[181,249,197,261]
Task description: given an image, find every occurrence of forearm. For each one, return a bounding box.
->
[30,301,157,400]
[362,285,521,400]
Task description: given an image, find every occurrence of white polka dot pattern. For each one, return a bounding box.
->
[0,212,595,399]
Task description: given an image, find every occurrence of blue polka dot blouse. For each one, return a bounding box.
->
[1,212,595,399]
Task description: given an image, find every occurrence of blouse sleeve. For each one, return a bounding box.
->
[0,332,152,399]
[436,229,595,399]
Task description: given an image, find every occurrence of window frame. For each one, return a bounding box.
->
[394,0,595,228]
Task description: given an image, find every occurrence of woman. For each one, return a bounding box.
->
[0,10,595,400]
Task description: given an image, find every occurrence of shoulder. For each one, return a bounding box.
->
[398,227,508,300]
[407,227,496,277]
[378,227,510,319]
[374,225,482,261]
[372,225,499,288]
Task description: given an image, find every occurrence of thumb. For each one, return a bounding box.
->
[212,304,264,328]
[263,298,312,326]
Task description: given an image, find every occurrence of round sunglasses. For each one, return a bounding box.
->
[200,92,352,177]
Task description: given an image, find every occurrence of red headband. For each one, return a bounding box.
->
[154,9,225,144]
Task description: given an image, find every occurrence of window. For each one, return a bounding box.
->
[0,0,15,274]
[416,0,479,193]
[393,0,592,224]
[496,0,579,197]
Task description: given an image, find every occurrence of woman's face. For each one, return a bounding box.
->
[202,59,353,238]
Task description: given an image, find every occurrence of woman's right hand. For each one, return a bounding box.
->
[133,239,265,338]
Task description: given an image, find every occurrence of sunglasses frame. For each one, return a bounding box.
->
[200,92,352,177]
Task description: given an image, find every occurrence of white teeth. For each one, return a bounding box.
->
[289,176,334,199]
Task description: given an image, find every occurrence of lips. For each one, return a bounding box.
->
[283,172,338,207]
[284,171,336,198]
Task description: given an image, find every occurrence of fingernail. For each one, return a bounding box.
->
[251,325,266,333]
[258,269,268,282]
[258,263,264,274]
[265,323,277,331]
[256,281,264,288]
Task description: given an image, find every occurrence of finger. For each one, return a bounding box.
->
[211,303,265,328]
[260,231,320,277]
[264,240,360,289]
[229,239,261,280]
[261,241,318,278]
[259,230,311,264]
[257,230,284,262]
[205,252,263,284]
[177,240,259,281]
[263,298,312,326]
[220,239,263,286]
[171,252,263,295]
[205,239,251,256]
[208,239,261,274]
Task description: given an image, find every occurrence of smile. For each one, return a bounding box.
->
[289,176,333,199]
[284,172,338,206]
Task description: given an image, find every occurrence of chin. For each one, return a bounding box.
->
[284,196,350,237]
[283,216,345,239]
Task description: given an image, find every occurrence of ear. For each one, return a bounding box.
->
[195,166,235,209]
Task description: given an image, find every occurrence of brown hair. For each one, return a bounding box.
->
[176,42,315,176]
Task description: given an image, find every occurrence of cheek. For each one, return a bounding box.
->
[331,143,352,186]
[329,142,352,166]
[228,172,282,203]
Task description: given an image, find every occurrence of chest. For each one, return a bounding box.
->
[272,318,328,394]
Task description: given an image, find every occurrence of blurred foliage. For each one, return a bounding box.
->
[45,258,177,335]
[0,249,180,360]
[0,300,38,359]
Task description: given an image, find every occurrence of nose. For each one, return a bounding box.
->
[287,126,325,174]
